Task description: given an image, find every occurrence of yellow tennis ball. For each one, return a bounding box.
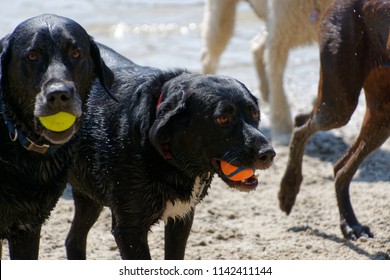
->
[220,160,254,181]
[39,112,76,132]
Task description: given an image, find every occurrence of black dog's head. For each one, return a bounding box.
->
[0,14,113,145]
[149,74,275,192]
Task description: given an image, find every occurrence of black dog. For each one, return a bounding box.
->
[65,46,275,260]
[0,14,113,259]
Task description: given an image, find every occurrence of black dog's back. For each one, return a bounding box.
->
[97,43,158,74]
[69,46,182,204]
[97,43,140,70]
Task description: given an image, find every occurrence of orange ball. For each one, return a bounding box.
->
[220,160,254,181]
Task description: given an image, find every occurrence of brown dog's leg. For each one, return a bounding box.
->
[279,95,361,215]
[164,209,194,260]
[278,116,317,214]
[8,225,41,259]
[279,37,365,214]
[334,70,390,240]
[66,189,103,259]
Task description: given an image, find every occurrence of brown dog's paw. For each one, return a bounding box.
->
[341,221,374,240]
[278,172,303,214]
[278,189,296,215]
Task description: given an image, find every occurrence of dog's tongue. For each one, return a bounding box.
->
[242,175,258,187]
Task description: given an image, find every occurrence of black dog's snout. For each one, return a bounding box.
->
[258,146,275,165]
[46,83,73,106]
[244,124,275,167]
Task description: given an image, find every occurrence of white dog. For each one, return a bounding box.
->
[201,0,332,145]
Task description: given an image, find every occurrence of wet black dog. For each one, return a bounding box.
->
[0,14,113,259]
[66,46,275,259]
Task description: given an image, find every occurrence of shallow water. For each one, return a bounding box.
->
[0,1,260,72]
[0,0,324,130]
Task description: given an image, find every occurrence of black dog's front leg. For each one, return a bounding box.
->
[66,190,103,260]
[8,225,41,259]
[164,208,194,260]
[112,217,152,260]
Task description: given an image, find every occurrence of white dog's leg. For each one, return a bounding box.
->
[201,0,239,74]
[266,1,293,145]
[251,32,269,101]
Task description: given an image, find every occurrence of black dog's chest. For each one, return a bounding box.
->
[160,176,210,223]
[0,142,70,236]
[0,176,67,238]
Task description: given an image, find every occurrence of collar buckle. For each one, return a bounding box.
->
[25,140,50,154]
[9,127,18,142]
[2,112,52,155]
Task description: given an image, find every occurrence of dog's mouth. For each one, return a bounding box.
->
[35,112,81,145]
[39,122,79,145]
[211,159,258,192]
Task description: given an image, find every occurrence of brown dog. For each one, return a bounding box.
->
[279,0,390,240]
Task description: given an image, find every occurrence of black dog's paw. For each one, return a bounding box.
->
[341,222,374,240]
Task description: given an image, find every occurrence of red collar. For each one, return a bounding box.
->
[156,92,163,110]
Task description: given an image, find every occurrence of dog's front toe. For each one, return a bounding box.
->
[341,221,374,240]
[278,189,296,215]
[278,170,303,214]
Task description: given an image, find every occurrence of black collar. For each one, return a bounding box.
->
[1,99,58,155]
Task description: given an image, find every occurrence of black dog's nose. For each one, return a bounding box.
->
[258,147,276,165]
[47,91,71,104]
[46,83,73,106]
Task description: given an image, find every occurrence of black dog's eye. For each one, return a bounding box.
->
[26,51,39,62]
[70,49,83,60]
[252,110,260,120]
[215,115,231,125]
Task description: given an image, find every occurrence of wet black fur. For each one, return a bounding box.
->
[66,45,275,260]
[0,14,113,259]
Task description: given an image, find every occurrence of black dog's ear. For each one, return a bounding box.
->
[0,34,10,55]
[148,88,187,160]
[89,37,117,102]
[0,35,11,98]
